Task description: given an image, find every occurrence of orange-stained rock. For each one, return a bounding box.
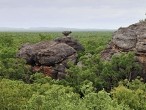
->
[42,66,52,77]
[31,65,58,79]
[32,66,42,72]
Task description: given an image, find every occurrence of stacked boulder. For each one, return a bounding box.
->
[17,31,84,79]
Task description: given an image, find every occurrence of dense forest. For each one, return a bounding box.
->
[0,32,146,110]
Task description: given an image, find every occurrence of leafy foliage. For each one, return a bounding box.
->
[0,31,145,110]
[112,79,146,110]
[0,78,130,110]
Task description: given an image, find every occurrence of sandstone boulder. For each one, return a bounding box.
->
[36,42,77,66]
[112,28,137,50]
[17,34,84,79]
[17,41,77,65]
[54,36,85,51]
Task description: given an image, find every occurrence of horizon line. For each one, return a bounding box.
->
[0,26,117,30]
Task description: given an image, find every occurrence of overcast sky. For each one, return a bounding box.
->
[0,0,146,29]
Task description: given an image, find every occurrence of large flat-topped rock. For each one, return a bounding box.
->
[36,43,76,65]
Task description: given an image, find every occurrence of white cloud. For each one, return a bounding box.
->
[0,0,145,29]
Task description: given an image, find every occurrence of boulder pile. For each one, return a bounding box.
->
[17,32,84,79]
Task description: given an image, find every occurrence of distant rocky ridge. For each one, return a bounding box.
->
[17,32,84,79]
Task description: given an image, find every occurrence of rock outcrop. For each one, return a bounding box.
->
[62,31,72,36]
[55,36,85,51]
[17,33,84,79]
[101,20,146,62]
[101,20,146,80]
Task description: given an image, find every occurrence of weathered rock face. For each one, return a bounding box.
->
[112,28,137,50]
[55,37,85,51]
[101,20,146,82]
[17,35,83,79]
[101,20,146,79]
[36,42,77,66]
[102,21,146,61]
